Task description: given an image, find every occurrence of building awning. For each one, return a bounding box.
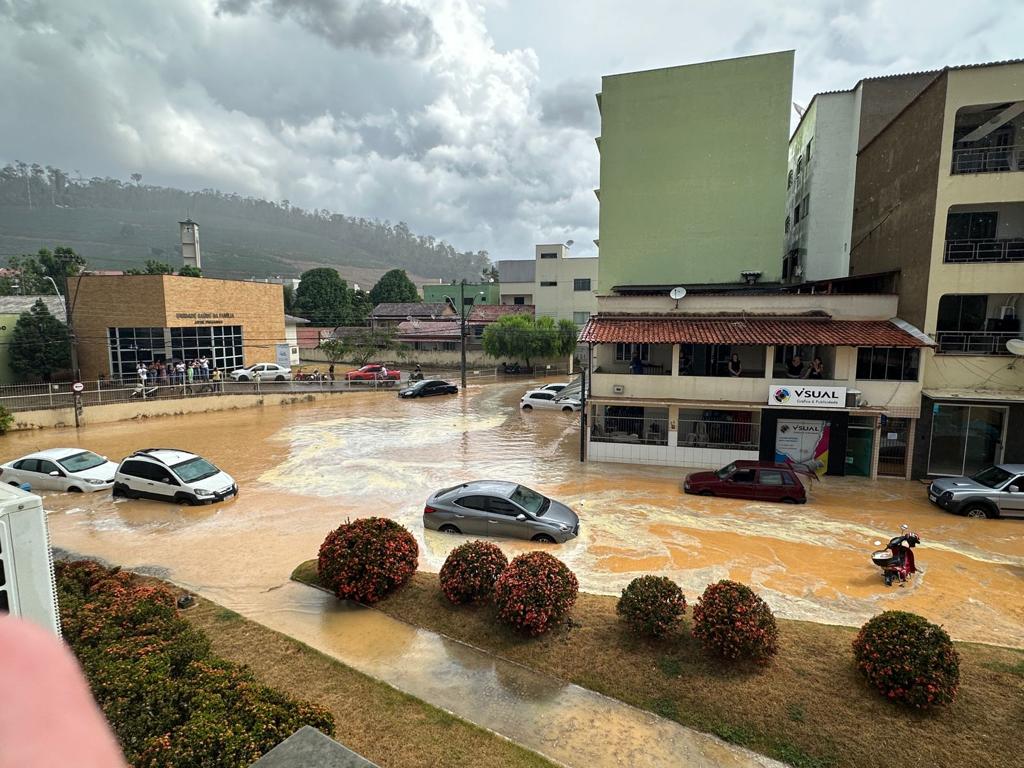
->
[579,316,933,347]
[923,389,1024,403]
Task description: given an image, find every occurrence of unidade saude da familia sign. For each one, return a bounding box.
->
[768,385,847,408]
[175,312,236,326]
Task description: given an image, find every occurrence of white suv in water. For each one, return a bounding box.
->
[113,448,237,505]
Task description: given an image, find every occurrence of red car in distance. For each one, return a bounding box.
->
[682,461,813,504]
[344,364,402,382]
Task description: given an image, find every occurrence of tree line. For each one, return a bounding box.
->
[0,162,491,279]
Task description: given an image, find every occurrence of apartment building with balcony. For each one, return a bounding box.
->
[496,244,598,326]
[784,72,938,282]
[580,289,929,478]
[848,59,1024,478]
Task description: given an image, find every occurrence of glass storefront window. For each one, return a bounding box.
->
[108,326,245,379]
[928,403,1006,476]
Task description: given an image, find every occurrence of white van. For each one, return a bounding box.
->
[0,483,61,635]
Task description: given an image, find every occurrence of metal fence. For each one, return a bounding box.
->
[0,364,576,414]
[951,144,1024,174]
[591,417,670,446]
[944,238,1024,263]
[934,330,1020,356]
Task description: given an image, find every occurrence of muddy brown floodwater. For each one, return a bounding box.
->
[8,379,1022,765]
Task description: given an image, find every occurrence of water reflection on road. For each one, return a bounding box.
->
[10,379,1024,647]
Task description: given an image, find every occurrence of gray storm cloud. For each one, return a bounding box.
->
[216,0,437,57]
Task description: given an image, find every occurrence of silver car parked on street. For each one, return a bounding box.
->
[928,464,1024,519]
[423,480,580,543]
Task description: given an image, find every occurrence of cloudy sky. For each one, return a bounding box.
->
[1,0,1021,261]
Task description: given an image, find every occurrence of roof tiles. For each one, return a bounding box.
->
[578,317,931,347]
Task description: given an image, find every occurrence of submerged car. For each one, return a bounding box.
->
[113,448,237,505]
[683,461,810,503]
[399,379,458,398]
[928,464,1024,519]
[0,448,118,493]
[520,390,581,412]
[423,480,579,543]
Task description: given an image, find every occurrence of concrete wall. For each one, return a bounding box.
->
[849,73,947,329]
[8,391,338,431]
[857,72,941,151]
[534,253,598,323]
[596,51,794,291]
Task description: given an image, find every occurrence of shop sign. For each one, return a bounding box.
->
[768,385,846,408]
[275,343,291,368]
[775,419,829,476]
[174,312,236,326]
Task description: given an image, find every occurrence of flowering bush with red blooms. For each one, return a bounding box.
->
[317,517,418,605]
[55,560,334,767]
[439,540,508,605]
[617,575,687,638]
[852,611,960,708]
[692,580,779,664]
[493,551,578,636]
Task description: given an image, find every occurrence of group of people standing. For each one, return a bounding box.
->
[136,357,223,387]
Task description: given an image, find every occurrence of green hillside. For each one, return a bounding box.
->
[0,164,488,283]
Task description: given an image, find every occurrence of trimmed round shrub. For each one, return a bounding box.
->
[692,580,779,663]
[617,575,687,638]
[852,611,960,708]
[317,517,418,605]
[493,551,578,636]
[439,540,508,605]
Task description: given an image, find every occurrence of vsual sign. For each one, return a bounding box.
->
[768,385,846,408]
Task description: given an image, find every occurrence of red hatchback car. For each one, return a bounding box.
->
[682,461,811,504]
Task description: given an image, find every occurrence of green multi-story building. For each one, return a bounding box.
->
[595,51,794,292]
[421,281,500,307]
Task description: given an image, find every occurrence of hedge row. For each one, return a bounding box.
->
[315,519,961,707]
[57,560,335,767]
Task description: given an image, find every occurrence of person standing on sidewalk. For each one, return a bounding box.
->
[199,356,210,381]
[136,363,148,385]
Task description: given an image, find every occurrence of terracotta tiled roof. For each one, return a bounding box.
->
[578,316,932,347]
[467,304,535,323]
[395,320,460,339]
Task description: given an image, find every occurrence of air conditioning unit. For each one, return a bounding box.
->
[612,384,625,395]
[0,484,60,636]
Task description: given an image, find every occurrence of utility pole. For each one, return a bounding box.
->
[459,279,467,390]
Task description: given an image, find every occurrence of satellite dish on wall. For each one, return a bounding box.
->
[1006,338,1024,356]
[669,286,686,309]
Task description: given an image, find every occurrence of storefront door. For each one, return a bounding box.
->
[878,418,911,477]
[927,403,1006,476]
[845,417,874,477]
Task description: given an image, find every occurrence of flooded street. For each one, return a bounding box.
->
[5,379,1021,648]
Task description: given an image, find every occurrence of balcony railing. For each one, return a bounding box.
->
[935,330,1020,355]
[944,238,1024,263]
[951,144,1024,174]
[677,419,760,451]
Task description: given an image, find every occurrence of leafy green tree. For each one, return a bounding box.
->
[293,268,352,326]
[125,259,175,276]
[482,315,579,369]
[10,299,71,381]
[282,284,296,313]
[7,247,85,294]
[317,338,351,365]
[177,265,202,277]
[369,269,420,305]
[481,264,499,282]
[350,289,373,324]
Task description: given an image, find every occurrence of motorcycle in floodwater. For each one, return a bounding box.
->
[870,524,921,587]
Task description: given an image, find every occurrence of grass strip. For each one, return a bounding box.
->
[295,561,1024,768]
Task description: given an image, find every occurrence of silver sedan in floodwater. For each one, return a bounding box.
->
[423,480,580,544]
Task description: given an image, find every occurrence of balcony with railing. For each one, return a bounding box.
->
[935,293,1021,356]
[943,204,1024,264]
[950,101,1024,175]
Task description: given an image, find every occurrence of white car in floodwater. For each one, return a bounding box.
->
[0,448,118,493]
[520,389,581,412]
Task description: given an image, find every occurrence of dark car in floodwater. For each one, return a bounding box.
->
[398,379,458,398]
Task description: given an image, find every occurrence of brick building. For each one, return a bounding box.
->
[68,274,286,380]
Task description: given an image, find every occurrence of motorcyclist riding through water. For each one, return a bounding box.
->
[870,524,920,587]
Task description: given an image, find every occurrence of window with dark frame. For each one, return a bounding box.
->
[540,280,557,287]
[855,347,920,381]
[539,252,558,259]
[615,342,650,362]
[573,278,591,291]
